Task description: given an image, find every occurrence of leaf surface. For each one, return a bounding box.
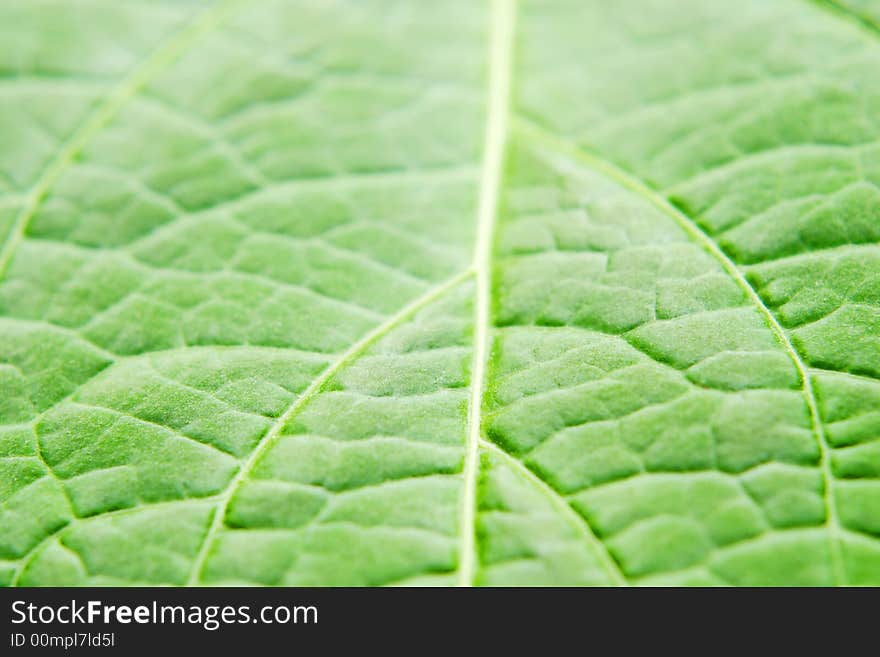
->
[1,0,879,586]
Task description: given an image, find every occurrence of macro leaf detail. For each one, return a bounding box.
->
[1,0,879,586]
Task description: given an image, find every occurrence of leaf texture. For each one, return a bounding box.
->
[1,0,879,586]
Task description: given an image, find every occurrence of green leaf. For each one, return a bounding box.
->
[1,0,879,587]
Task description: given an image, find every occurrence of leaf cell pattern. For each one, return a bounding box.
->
[1,0,879,586]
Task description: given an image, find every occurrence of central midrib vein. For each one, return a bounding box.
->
[457,0,517,587]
